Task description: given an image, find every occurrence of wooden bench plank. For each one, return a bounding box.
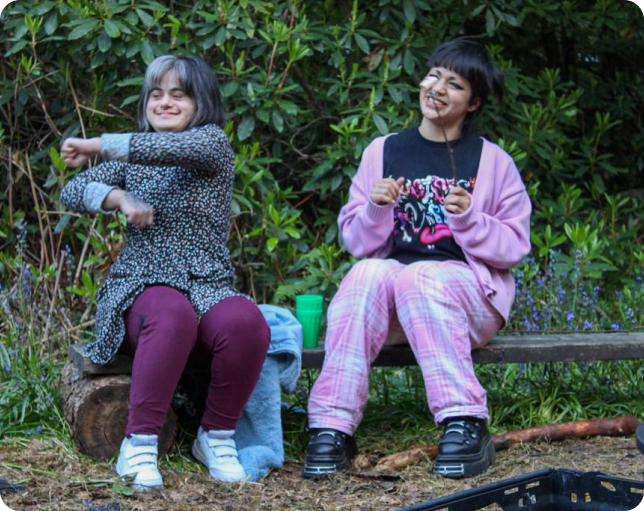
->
[301,332,644,369]
[69,344,133,377]
[70,332,644,377]
[69,345,210,377]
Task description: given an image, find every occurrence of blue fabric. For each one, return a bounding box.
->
[235,305,303,481]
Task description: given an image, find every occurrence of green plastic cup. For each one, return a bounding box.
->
[296,294,323,312]
[296,295,324,348]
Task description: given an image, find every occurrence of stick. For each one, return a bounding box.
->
[429,93,458,185]
[24,154,49,269]
[74,217,98,285]
[375,416,640,472]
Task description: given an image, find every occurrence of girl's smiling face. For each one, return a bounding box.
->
[419,66,481,132]
[146,72,196,133]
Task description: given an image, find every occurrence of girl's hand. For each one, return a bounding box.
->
[119,192,154,229]
[445,185,471,214]
[370,177,405,206]
[61,137,102,168]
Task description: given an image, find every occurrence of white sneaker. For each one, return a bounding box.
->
[192,427,246,482]
[115,434,163,491]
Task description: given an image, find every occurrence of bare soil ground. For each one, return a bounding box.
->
[1,435,642,510]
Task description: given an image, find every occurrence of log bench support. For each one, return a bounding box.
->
[61,331,644,459]
[60,357,178,460]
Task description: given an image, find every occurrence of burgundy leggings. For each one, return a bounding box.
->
[119,285,270,436]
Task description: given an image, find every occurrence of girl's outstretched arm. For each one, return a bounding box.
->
[61,137,101,168]
[101,124,234,173]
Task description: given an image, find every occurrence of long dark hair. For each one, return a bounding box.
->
[427,39,504,132]
[138,55,225,131]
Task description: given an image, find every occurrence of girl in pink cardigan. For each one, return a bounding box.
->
[304,40,531,479]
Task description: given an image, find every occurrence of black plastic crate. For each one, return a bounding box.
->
[400,468,644,510]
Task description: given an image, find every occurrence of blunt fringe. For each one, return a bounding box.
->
[427,39,504,132]
[138,55,225,131]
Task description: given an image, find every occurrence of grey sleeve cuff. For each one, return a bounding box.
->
[101,133,132,161]
[83,182,117,213]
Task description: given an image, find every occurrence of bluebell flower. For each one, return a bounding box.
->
[2,297,13,322]
[65,244,74,269]
[17,219,27,245]
[22,268,34,301]
[611,323,620,330]
[547,250,557,277]
[583,320,593,330]
[573,249,583,275]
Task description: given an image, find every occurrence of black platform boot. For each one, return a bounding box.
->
[302,428,358,478]
[433,417,495,478]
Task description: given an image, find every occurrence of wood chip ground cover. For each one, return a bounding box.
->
[0,436,642,510]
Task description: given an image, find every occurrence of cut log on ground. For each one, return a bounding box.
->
[375,416,640,472]
[59,361,177,460]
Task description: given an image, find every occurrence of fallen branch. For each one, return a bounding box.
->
[375,416,640,472]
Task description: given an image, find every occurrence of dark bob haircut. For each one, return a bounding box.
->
[138,55,225,131]
[427,39,504,132]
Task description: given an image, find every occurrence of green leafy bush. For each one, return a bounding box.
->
[1,1,643,437]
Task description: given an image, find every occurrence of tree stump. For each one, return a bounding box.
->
[59,361,177,460]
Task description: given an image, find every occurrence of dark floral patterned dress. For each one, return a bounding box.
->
[60,124,248,364]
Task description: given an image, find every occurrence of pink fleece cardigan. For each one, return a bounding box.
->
[337,134,532,323]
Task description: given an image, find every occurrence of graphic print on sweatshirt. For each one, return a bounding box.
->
[383,129,482,265]
[391,175,475,261]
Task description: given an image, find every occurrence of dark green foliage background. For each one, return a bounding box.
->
[1,0,644,448]
[1,0,643,319]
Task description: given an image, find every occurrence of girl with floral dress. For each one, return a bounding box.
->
[61,55,270,490]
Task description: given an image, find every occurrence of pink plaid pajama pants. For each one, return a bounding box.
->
[307,258,503,435]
